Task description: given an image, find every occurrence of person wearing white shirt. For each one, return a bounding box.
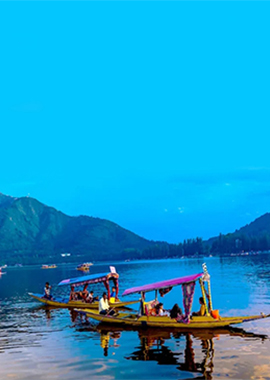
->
[156,303,170,316]
[99,293,110,314]
[99,293,116,315]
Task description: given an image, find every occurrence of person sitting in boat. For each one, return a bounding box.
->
[155,303,170,316]
[69,285,77,301]
[110,287,117,303]
[86,290,99,303]
[79,285,89,301]
[170,303,183,319]
[86,291,94,303]
[99,292,116,315]
[192,297,206,316]
[44,282,53,300]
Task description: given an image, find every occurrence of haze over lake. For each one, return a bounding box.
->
[1,256,270,380]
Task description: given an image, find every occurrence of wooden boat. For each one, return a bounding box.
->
[28,293,137,309]
[42,264,57,269]
[29,267,139,309]
[77,308,269,328]
[76,264,270,329]
[77,262,93,272]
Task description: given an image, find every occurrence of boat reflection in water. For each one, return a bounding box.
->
[94,326,267,379]
[100,330,121,357]
[126,330,214,379]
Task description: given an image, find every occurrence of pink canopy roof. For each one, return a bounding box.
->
[122,273,203,296]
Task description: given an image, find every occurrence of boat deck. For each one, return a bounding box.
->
[29,293,139,309]
[77,308,270,329]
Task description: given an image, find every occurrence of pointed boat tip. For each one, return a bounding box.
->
[260,312,270,318]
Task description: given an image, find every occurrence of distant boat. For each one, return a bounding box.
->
[14,263,23,267]
[61,253,71,257]
[76,263,93,271]
[42,264,57,269]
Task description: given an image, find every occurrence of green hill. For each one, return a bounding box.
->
[0,193,153,264]
[206,213,270,253]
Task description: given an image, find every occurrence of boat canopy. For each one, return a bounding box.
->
[122,273,203,296]
[58,272,119,287]
[58,270,119,300]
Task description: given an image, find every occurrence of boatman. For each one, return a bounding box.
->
[99,292,115,315]
[44,282,53,300]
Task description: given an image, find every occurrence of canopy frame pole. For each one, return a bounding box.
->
[207,279,213,312]
[140,291,145,316]
[103,279,110,300]
[202,263,212,312]
[155,290,158,301]
[199,278,209,316]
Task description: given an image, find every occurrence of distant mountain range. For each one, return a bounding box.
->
[0,192,270,265]
[0,193,153,264]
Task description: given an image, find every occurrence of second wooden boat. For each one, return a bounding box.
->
[29,267,139,309]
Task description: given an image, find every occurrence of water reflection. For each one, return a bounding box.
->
[45,308,52,319]
[79,325,267,380]
[99,330,121,356]
[126,330,213,379]
[128,328,267,379]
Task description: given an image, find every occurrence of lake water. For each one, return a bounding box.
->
[0,256,270,380]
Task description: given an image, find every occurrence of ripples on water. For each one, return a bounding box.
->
[0,256,270,380]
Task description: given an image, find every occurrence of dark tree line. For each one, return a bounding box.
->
[211,233,270,253]
[3,233,270,266]
[120,237,205,260]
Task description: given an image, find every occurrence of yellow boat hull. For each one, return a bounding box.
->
[77,268,90,271]
[29,293,139,309]
[77,309,270,329]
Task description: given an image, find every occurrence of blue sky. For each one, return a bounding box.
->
[1,3,270,243]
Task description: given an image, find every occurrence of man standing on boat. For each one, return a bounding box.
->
[44,282,53,300]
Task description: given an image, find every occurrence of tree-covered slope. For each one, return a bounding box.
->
[0,194,152,264]
[207,213,270,253]
[236,213,270,236]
